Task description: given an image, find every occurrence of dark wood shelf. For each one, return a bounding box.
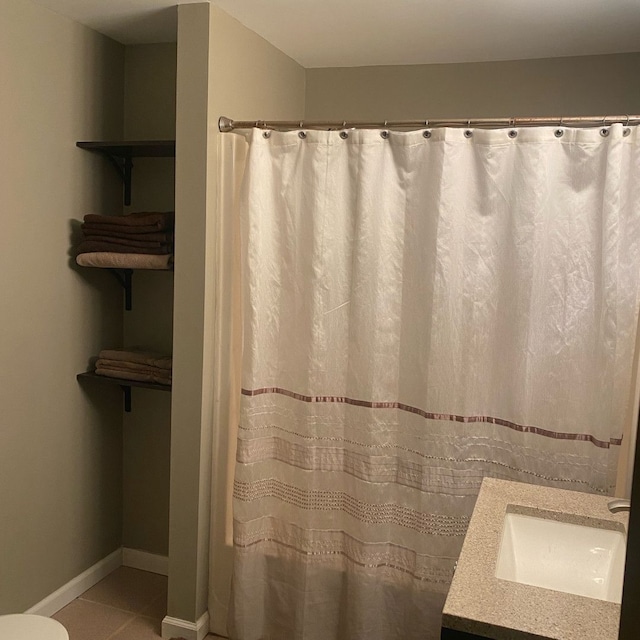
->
[76,140,175,157]
[76,140,175,205]
[77,370,171,412]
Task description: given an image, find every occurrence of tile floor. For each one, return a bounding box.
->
[52,566,168,640]
[52,566,225,640]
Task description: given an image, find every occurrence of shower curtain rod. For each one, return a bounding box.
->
[218,114,640,132]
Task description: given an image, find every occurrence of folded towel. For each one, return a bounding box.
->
[84,212,174,230]
[81,222,173,235]
[96,363,172,383]
[76,252,173,269]
[96,358,172,376]
[98,349,172,371]
[77,240,172,255]
[79,234,172,250]
[95,367,172,386]
[81,226,174,244]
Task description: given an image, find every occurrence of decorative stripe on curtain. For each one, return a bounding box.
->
[228,125,640,640]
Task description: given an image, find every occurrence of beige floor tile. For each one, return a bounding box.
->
[139,589,167,619]
[108,615,162,640]
[52,599,134,640]
[79,567,168,613]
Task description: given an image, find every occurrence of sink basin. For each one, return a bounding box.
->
[495,509,626,603]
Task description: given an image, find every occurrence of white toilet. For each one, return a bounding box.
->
[0,615,68,639]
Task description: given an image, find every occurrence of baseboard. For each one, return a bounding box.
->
[122,547,169,576]
[162,611,210,640]
[25,548,122,617]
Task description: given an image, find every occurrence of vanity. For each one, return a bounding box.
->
[441,478,628,640]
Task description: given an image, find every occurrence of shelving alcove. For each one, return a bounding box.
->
[75,139,176,412]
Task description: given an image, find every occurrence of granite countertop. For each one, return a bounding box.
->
[442,478,628,640]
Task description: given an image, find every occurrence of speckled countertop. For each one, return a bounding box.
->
[442,478,628,640]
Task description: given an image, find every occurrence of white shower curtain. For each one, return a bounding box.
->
[229,125,640,640]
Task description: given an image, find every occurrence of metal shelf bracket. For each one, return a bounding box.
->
[119,385,132,412]
[103,154,134,205]
[108,268,133,310]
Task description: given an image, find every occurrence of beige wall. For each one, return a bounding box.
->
[0,0,124,613]
[169,4,213,628]
[122,43,176,557]
[305,52,640,121]
[208,8,306,634]
[167,3,305,630]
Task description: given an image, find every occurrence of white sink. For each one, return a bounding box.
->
[495,510,626,603]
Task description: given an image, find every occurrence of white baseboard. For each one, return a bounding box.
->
[162,611,210,640]
[25,548,122,617]
[122,547,169,576]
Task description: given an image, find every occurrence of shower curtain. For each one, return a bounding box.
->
[228,125,640,640]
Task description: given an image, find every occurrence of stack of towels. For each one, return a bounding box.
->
[76,211,174,269]
[95,348,172,386]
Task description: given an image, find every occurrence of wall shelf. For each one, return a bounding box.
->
[76,140,176,205]
[77,371,171,412]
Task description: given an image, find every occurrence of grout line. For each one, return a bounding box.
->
[103,615,138,640]
[76,595,153,616]
[75,596,166,620]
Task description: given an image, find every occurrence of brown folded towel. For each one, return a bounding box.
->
[96,363,172,383]
[81,222,173,235]
[96,358,172,377]
[80,234,173,253]
[95,367,172,386]
[81,226,174,244]
[84,212,174,230]
[98,349,172,371]
[76,240,172,255]
[76,252,173,269]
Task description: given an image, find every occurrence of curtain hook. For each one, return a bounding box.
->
[626,114,631,126]
[425,119,429,127]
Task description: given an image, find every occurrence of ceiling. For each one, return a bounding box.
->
[29,0,640,68]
